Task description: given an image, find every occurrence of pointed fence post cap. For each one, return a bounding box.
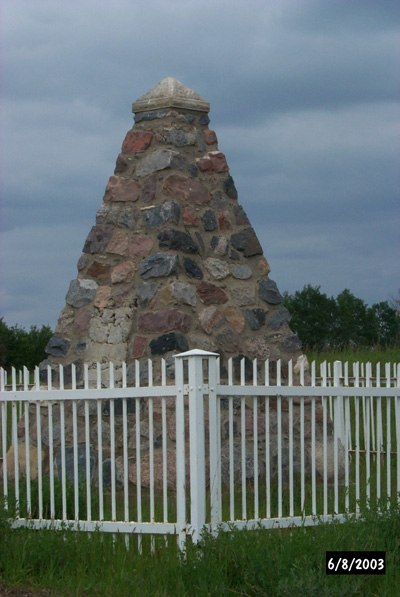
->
[174,349,220,359]
[132,76,210,114]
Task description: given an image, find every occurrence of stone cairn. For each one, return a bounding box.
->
[10,78,342,490]
[44,77,302,382]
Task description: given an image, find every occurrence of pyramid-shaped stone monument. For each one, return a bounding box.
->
[44,77,302,385]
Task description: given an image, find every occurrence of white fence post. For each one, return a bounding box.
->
[189,351,206,544]
[175,349,219,544]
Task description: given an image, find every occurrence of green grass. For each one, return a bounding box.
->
[306,346,400,369]
[1,500,400,596]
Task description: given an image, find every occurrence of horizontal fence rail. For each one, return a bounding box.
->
[1,351,399,550]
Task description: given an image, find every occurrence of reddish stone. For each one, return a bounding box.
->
[199,306,224,334]
[94,285,111,308]
[163,175,209,205]
[183,205,199,226]
[113,286,133,308]
[196,282,228,305]
[245,411,266,436]
[104,176,141,202]
[225,306,245,333]
[106,231,129,255]
[74,309,91,334]
[111,261,136,284]
[128,236,153,257]
[196,152,229,173]
[203,129,217,145]
[87,261,110,280]
[83,226,113,254]
[245,337,270,360]
[140,173,157,203]
[129,449,191,491]
[130,336,148,359]
[138,309,192,333]
[218,211,233,231]
[122,130,152,153]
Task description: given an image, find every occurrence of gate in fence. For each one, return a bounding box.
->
[1,349,399,549]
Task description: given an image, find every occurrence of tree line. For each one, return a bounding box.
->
[283,285,400,350]
[0,319,53,371]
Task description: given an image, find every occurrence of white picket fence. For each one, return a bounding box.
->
[0,350,399,549]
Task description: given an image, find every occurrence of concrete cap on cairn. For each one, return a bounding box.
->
[132,76,210,114]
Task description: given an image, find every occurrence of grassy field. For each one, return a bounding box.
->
[1,501,400,596]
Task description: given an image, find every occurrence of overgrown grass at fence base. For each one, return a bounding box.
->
[1,501,400,596]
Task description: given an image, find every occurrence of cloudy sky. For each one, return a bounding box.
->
[1,0,399,329]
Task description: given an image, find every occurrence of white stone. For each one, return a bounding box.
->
[231,264,252,280]
[88,319,109,343]
[204,258,230,280]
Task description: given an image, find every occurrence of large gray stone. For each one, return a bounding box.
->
[134,110,169,123]
[216,328,242,352]
[197,131,206,152]
[245,308,266,330]
[137,281,159,307]
[158,229,198,253]
[223,176,238,200]
[83,227,113,254]
[102,457,124,489]
[74,339,87,355]
[169,281,197,306]
[66,279,98,308]
[45,336,71,357]
[144,201,180,228]
[201,210,218,231]
[55,447,96,484]
[136,149,185,177]
[139,253,179,279]
[118,206,139,229]
[159,127,196,147]
[268,306,291,330]
[230,228,263,257]
[259,279,283,304]
[38,360,58,383]
[231,264,252,280]
[221,441,260,484]
[282,334,302,352]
